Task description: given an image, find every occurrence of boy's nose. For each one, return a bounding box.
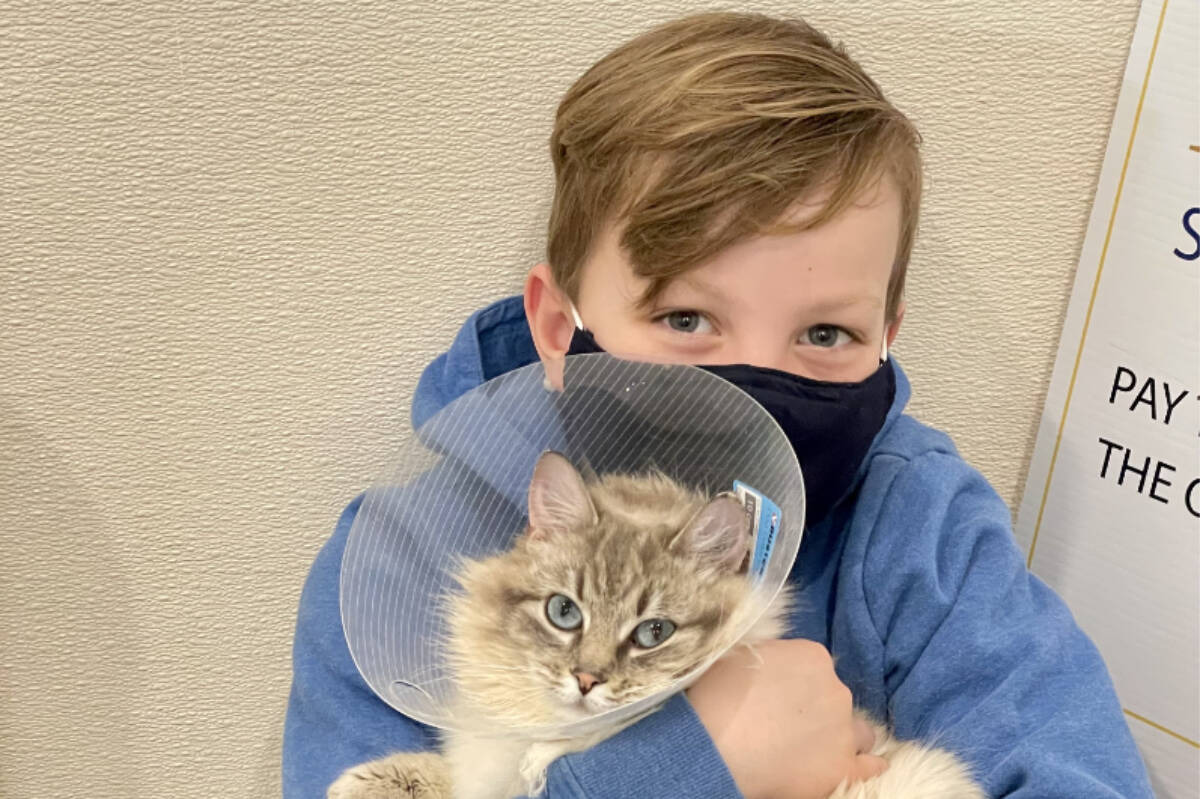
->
[729,343,794,375]
[573,671,606,695]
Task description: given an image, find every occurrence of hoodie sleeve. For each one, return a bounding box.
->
[859,451,1154,798]
[545,694,743,797]
[282,496,440,797]
[282,496,744,799]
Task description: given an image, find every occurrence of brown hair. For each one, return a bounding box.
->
[546,11,922,320]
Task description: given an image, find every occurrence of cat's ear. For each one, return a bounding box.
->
[670,493,752,573]
[526,451,598,540]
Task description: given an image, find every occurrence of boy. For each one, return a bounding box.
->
[284,12,1153,798]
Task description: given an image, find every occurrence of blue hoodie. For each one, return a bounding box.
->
[283,295,1153,798]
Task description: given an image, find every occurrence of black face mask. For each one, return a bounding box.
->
[567,327,896,528]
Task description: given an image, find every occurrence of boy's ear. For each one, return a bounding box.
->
[524,263,573,391]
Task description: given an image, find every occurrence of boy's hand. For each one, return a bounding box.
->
[687,639,887,799]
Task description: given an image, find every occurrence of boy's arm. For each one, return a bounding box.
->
[283,496,745,799]
[859,451,1154,798]
[546,694,744,797]
[283,496,440,796]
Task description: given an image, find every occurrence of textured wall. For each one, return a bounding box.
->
[0,1,1140,797]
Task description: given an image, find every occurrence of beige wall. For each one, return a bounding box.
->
[0,1,1140,796]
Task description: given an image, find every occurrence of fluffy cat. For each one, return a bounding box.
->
[328,453,983,799]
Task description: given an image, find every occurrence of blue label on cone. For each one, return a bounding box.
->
[733,480,781,578]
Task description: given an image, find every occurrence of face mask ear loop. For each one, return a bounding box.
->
[880,313,890,363]
[547,301,588,392]
[568,301,585,331]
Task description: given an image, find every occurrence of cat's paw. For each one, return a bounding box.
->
[327,751,453,799]
[826,726,985,799]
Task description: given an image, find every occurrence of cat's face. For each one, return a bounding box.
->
[446,453,754,727]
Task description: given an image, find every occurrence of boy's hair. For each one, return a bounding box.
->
[547,12,922,320]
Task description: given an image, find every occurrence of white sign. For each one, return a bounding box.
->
[1014,0,1199,796]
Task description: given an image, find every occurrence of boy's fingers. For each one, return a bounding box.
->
[853,718,876,755]
[852,753,889,781]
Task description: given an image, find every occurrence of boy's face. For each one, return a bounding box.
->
[526,178,904,388]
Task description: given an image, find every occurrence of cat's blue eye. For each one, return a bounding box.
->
[632,619,675,648]
[545,594,583,631]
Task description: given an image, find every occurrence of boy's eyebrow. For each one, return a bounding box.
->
[804,295,884,313]
[653,275,728,306]
[660,276,884,314]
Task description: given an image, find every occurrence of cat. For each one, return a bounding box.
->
[328,452,984,799]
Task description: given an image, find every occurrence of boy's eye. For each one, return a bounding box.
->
[659,310,713,334]
[804,324,851,348]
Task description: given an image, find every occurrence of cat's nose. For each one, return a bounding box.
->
[573,671,606,695]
